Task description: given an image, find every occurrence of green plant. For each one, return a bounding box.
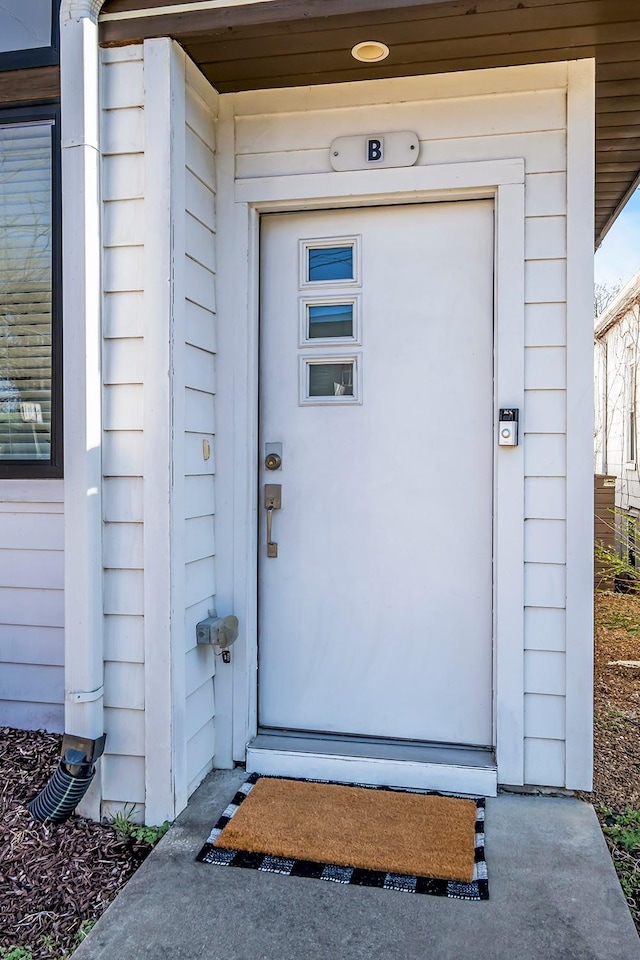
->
[128,821,171,844]
[38,935,67,960]
[603,808,640,853]
[76,919,97,943]
[110,807,171,846]
[596,709,627,733]
[0,948,35,960]
[595,540,640,592]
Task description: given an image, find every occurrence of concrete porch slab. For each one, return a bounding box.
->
[73,769,640,960]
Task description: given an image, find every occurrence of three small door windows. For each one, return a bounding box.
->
[299,237,361,405]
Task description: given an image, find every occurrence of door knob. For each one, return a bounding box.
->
[265,453,282,471]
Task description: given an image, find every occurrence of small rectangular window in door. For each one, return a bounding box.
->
[300,236,360,286]
[300,297,360,344]
[299,356,361,405]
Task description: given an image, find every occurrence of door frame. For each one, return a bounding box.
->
[215,147,526,785]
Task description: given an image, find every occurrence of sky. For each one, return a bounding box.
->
[595,188,640,291]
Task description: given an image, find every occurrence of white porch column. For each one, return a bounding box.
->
[60,0,106,819]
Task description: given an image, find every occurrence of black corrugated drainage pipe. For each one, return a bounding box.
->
[28,733,106,824]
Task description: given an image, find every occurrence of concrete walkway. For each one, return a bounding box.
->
[74,769,640,960]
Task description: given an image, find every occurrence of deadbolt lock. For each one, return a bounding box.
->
[265,453,282,471]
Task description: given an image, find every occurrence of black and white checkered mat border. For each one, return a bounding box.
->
[196,773,489,900]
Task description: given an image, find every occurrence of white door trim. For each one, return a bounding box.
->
[215,149,526,784]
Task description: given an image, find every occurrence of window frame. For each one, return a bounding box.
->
[0,0,59,72]
[0,102,63,479]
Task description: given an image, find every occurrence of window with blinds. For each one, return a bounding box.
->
[0,119,56,466]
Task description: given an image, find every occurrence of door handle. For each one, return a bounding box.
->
[265,484,282,558]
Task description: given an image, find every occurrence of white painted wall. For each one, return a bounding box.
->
[101,43,147,817]
[100,40,218,821]
[216,61,594,789]
[0,480,64,732]
[180,58,219,798]
[2,26,593,822]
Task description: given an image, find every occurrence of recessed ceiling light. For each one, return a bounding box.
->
[351,41,390,63]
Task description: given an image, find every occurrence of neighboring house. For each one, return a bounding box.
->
[4,0,637,824]
[595,271,640,562]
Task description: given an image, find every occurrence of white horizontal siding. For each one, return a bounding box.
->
[524,173,566,218]
[0,488,65,732]
[185,671,215,739]
[103,155,145,202]
[523,391,566,434]
[235,89,566,157]
[102,706,145,756]
[0,549,64,589]
[0,663,64,705]
[0,624,64,665]
[185,516,216,563]
[101,58,145,109]
[525,347,566,390]
[103,478,144,522]
[183,59,218,796]
[186,171,215,231]
[525,651,566,696]
[524,693,566,740]
[102,754,146,804]
[186,718,215,795]
[186,647,217,700]
[524,563,566,608]
[185,388,216,434]
[104,661,145,710]
[104,615,144,663]
[525,217,566,260]
[103,523,144,569]
[104,570,144,616]
[524,478,566,520]
[524,607,566,652]
[524,520,566,564]
[525,303,566,347]
[101,106,144,156]
[100,45,148,820]
[0,700,63,732]
[186,300,217,353]
[524,737,565,787]
[185,344,216,393]
[524,435,567,477]
[0,511,63,549]
[103,198,144,246]
[103,291,144,339]
[185,476,216,518]
[104,385,144,431]
[237,129,567,180]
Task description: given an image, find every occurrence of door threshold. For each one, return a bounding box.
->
[246,731,497,797]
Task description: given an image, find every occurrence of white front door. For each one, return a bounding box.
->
[258,201,494,748]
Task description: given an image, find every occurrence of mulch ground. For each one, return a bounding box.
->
[582,591,640,932]
[0,728,155,959]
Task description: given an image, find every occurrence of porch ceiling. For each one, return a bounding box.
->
[99,0,640,246]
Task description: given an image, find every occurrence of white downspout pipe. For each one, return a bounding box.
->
[60,0,107,819]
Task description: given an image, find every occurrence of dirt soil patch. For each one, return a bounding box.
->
[584,592,640,932]
[0,727,156,959]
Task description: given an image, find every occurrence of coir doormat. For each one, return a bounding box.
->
[196,773,488,900]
